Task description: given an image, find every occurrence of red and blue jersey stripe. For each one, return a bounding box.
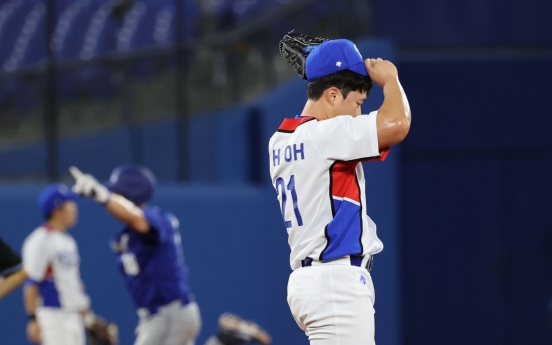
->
[277,116,316,133]
[320,161,364,260]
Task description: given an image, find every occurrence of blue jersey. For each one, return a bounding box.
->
[111,206,192,314]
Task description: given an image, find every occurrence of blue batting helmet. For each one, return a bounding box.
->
[106,165,156,206]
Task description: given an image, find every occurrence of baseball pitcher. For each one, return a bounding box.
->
[270,32,411,344]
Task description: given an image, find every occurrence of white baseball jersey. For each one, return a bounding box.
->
[268,112,389,270]
[22,224,90,311]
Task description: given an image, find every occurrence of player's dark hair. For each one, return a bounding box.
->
[307,69,373,101]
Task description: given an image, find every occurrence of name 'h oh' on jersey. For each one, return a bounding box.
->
[268,112,389,270]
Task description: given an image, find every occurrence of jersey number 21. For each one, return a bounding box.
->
[275,175,303,228]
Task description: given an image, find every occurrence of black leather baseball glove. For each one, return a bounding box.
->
[278,30,329,80]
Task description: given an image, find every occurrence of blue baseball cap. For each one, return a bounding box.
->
[306,39,368,81]
[38,183,78,219]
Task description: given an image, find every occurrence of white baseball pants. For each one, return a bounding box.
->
[36,307,86,345]
[135,300,201,345]
[287,261,376,345]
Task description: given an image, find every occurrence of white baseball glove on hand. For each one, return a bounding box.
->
[69,166,111,204]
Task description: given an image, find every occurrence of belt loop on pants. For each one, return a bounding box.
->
[301,255,373,271]
[301,257,314,267]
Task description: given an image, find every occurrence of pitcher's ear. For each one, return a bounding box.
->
[324,87,340,106]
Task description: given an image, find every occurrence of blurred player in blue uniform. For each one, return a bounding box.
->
[70,165,201,345]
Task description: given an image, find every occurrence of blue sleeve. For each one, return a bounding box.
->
[143,207,174,243]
